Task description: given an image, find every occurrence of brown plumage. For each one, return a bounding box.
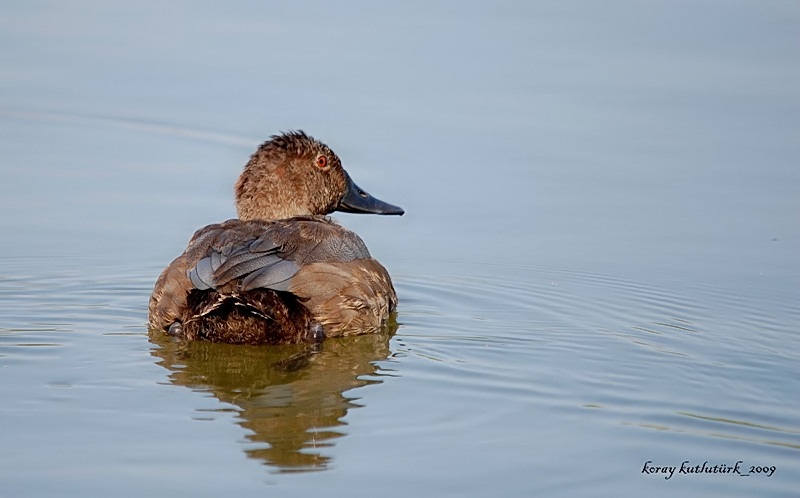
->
[148,131,403,344]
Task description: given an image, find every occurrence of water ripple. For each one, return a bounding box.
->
[1,256,797,491]
[392,260,800,455]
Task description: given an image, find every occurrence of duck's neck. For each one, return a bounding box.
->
[234,173,315,221]
[235,196,314,221]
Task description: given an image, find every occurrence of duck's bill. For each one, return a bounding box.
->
[337,172,404,215]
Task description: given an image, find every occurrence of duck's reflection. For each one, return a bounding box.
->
[149,321,397,472]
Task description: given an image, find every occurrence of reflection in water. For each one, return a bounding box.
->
[149,320,397,473]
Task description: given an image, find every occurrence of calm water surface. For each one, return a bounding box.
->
[1,1,799,497]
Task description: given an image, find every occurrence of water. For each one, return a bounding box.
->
[1,1,799,496]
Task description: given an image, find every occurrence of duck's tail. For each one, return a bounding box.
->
[180,289,323,345]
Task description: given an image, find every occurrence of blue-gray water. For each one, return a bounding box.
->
[1,2,798,496]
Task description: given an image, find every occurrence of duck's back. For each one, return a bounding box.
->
[148,216,397,344]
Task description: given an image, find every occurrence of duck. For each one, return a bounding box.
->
[148,130,403,345]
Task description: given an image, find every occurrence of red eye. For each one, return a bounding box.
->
[315,155,328,169]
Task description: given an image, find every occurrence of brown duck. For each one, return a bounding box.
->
[148,131,403,344]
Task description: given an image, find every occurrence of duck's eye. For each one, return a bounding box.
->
[315,155,328,170]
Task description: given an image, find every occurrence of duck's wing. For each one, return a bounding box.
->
[185,219,300,293]
[148,219,289,331]
[186,216,370,293]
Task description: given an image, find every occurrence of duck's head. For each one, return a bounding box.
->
[234,130,404,221]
